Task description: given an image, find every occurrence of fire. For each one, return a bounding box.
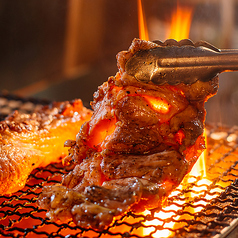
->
[167,3,194,41]
[135,2,224,238]
[140,130,224,237]
[137,0,149,40]
[189,130,207,177]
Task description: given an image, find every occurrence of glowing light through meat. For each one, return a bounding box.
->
[88,117,117,150]
[143,95,171,114]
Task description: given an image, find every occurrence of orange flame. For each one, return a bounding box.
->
[167,4,193,41]
[190,130,207,178]
[135,3,221,237]
[137,0,149,41]
[135,3,224,238]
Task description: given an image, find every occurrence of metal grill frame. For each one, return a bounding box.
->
[1,93,238,238]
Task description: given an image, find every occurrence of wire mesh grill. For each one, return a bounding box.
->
[1,93,238,238]
[0,91,50,120]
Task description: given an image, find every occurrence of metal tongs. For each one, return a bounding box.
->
[125,39,238,85]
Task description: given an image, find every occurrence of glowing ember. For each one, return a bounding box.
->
[142,209,175,237]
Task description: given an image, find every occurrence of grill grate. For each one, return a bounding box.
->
[1,93,238,238]
[0,91,50,121]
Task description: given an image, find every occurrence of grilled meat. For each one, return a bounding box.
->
[38,39,219,230]
[0,99,92,194]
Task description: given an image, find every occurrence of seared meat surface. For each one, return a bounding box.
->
[0,99,92,194]
[38,39,219,230]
